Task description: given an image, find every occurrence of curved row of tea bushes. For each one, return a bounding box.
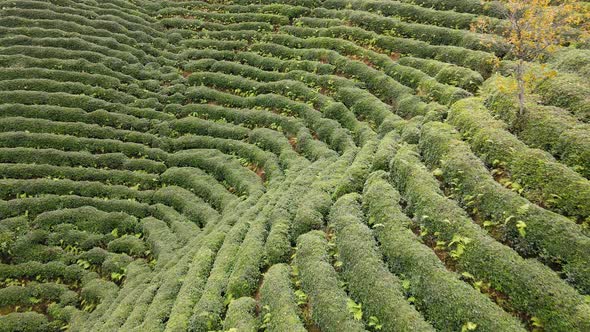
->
[160,167,238,212]
[183,58,374,144]
[333,139,378,198]
[362,171,525,331]
[222,297,259,331]
[290,149,357,240]
[391,145,590,331]
[294,230,365,332]
[0,312,50,332]
[125,230,223,331]
[170,135,283,183]
[548,48,590,78]
[329,194,434,332]
[187,193,274,332]
[499,61,590,123]
[180,86,342,159]
[247,34,470,106]
[0,163,159,190]
[448,98,590,221]
[277,25,497,77]
[248,42,435,116]
[86,199,233,331]
[0,117,161,147]
[185,71,356,152]
[397,0,506,18]
[534,72,590,123]
[0,148,166,173]
[322,0,506,32]
[258,263,306,332]
[419,121,590,293]
[480,75,590,178]
[0,90,170,120]
[164,247,216,332]
[168,149,264,197]
[0,131,167,160]
[263,159,325,265]
[0,103,152,132]
[306,8,508,55]
[225,166,309,301]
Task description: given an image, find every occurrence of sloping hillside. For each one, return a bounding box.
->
[0,1,589,331]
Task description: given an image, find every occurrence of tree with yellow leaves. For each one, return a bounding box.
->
[474,0,589,121]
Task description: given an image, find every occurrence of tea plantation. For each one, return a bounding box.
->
[0,0,589,331]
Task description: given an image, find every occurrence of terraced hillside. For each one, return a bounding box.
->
[1,0,589,331]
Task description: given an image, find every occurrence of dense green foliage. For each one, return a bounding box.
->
[1,0,588,331]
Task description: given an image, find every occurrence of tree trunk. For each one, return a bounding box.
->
[516,59,526,119]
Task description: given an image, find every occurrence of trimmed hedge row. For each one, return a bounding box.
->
[0,194,151,220]
[158,7,289,25]
[0,312,49,332]
[481,75,590,178]
[0,261,84,284]
[330,194,435,332]
[253,37,465,110]
[499,61,590,122]
[322,0,506,31]
[534,72,590,122]
[0,90,171,120]
[363,171,525,331]
[222,297,259,331]
[0,178,150,202]
[187,199,266,332]
[0,163,159,190]
[0,131,168,161]
[290,149,356,239]
[333,139,378,198]
[162,1,310,19]
[168,149,265,197]
[294,230,365,332]
[548,48,590,78]
[160,17,274,32]
[0,282,71,308]
[398,56,483,92]
[166,116,250,140]
[275,25,497,77]
[0,67,120,89]
[0,54,133,83]
[164,247,217,332]
[226,215,269,299]
[0,104,152,132]
[3,0,165,40]
[420,121,590,293]
[263,159,324,265]
[248,128,309,170]
[33,206,138,234]
[250,42,432,115]
[183,49,335,75]
[131,236,220,331]
[186,71,356,152]
[308,8,508,55]
[164,103,304,137]
[152,186,219,227]
[397,0,506,18]
[0,117,161,147]
[169,135,284,183]
[0,148,167,174]
[160,167,237,212]
[391,144,590,331]
[180,86,342,159]
[259,263,306,332]
[185,57,378,145]
[448,98,590,221]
